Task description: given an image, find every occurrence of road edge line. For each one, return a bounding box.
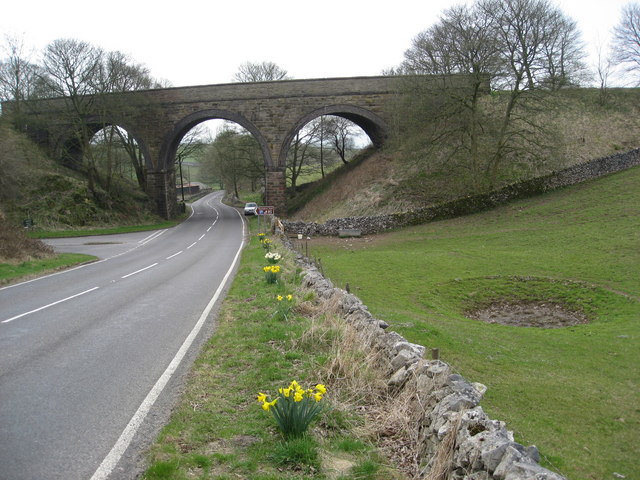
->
[89,208,246,480]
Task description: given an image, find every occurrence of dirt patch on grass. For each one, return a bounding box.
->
[467,301,589,328]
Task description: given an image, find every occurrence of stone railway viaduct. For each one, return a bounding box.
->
[15,76,410,218]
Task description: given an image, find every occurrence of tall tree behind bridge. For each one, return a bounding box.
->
[36,39,162,197]
[232,61,290,82]
[0,35,42,124]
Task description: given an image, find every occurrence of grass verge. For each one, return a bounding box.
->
[142,220,407,480]
[307,167,640,480]
[0,253,96,287]
[27,217,187,239]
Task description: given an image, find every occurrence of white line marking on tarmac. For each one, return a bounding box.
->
[166,251,183,260]
[138,230,165,245]
[121,263,158,279]
[1,287,100,324]
[89,209,246,480]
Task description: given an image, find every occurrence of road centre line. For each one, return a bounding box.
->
[121,263,158,279]
[187,242,197,249]
[166,251,183,260]
[90,207,246,480]
[198,234,205,241]
[1,287,100,324]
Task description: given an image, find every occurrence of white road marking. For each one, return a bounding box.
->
[138,230,165,245]
[166,251,183,260]
[187,242,197,249]
[120,263,158,279]
[198,234,205,241]
[89,209,245,480]
[1,287,100,324]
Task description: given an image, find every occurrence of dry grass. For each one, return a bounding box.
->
[292,152,411,222]
[0,211,54,263]
[422,413,463,480]
[293,290,425,478]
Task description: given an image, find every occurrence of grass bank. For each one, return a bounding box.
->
[307,167,640,480]
[143,222,407,480]
[27,217,186,239]
[0,253,96,287]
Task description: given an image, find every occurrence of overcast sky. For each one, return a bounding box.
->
[0,0,633,88]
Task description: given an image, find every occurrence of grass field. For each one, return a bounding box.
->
[308,166,640,480]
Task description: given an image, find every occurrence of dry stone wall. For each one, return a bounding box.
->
[283,148,640,237]
[289,250,567,480]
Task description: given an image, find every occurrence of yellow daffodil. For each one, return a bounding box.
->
[278,387,292,397]
[277,295,283,301]
[294,391,304,402]
[315,384,327,394]
[286,294,293,301]
[313,392,323,402]
[257,392,267,403]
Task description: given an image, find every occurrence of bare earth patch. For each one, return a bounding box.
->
[467,301,588,328]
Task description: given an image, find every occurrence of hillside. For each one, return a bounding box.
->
[291,88,640,222]
[0,123,162,230]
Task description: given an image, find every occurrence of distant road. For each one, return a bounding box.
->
[0,192,245,480]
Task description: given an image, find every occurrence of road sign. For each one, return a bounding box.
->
[256,206,274,215]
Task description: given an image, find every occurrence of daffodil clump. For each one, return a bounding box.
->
[257,381,327,439]
[265,252,282,264]
[274,294,294,321]
[261,237,272,250]
[263,264,281,284]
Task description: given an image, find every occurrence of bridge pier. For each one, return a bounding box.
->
[147,169,178,219]
[264,169,287,217]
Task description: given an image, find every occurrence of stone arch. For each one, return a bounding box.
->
[158,109,272,171]
[55,117,151,172]
[278,104,389,167]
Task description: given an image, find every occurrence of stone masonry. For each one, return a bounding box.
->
[11,74,486,218]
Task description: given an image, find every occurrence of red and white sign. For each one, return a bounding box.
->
[256,206,274,215]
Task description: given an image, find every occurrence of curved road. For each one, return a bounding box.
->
[0,192,245,480]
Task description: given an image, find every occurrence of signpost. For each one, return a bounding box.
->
[256,206,274,231]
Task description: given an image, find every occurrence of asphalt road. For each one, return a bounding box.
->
[0,192,246,480]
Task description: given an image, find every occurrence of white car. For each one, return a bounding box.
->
[244,202,258,215]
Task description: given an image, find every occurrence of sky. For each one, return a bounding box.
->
[0,0,633,88]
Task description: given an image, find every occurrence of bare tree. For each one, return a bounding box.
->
[232,61,290,82]
[323,116,358,164]
[612,3,640,82]
[394,0,585,190]
[0,35,42,123]
[201,127,264,198]
[594,38,615,105]
[287,124,320,190]
[38,39,104,193]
